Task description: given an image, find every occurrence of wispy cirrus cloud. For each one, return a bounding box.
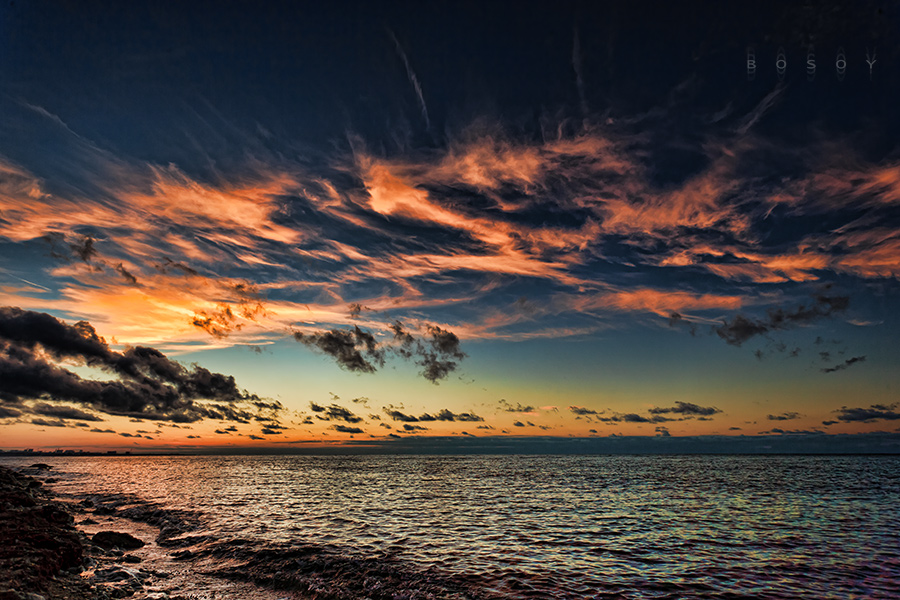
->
[1,88,898,366]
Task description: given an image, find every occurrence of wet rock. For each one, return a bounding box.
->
[80,518,98,525]
[121,555,142,564]
[92,531,145,550]
[0,467,85,597]
[28,464,52,471]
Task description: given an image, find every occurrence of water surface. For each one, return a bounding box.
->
[3,454,898,598]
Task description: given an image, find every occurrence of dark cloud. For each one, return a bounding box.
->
[714,291,849,347]
[648,402,721,416]
[0,405,21,418]
[499,400,535,413]
[763,428,825,436]
[389,321,416,359]
[293,326,385,373]
[191,305,241,338]
[383,407,482,423]
[403,424,428,432]
[568,406,599,415]
[383,408,419,422]
[767,412,801,421]
[70,235,98,262]
[417,325,466,383]
[30,402,105,422]
[113,263,138,285]
[834,403,900,423]
[90,428,115,433]
[512,421,525,427]
[31,417,67,427]
[296,321,466,383]
[332,425,364,434]
[0,306,282,425]
[622,413,651,423]
[153,257,199,276]
[434,409,483,422]
[821,356,866,373]
[310,402,363,423]
[260,427,282,435]
[248,434,264,440]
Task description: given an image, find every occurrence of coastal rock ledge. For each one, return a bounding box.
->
[0,465,93,600]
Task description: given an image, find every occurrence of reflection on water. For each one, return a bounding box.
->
[3,455,899,598]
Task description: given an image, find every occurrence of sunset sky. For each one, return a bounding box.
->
[1,1,899,452]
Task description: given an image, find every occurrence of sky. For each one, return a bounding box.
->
[1,1,899,453]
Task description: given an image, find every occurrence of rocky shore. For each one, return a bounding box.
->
[1,463,487,600]
[0,465,168,600]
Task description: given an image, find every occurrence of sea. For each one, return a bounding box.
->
[2,454,898,599]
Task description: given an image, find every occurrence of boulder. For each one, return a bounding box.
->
[92,531,145,550]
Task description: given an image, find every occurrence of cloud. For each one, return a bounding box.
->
[821,356,866,374]
[309,402,364,423]
[332,425,364,434]
[0,306,282,425]
[834,404,900,423]
[648,402,721,416]
[30,417,68,427]
[383,408,420,422]
[767,412,801,421]
[403,424,428,432]
[294,321,466,383]
[499,400,536,413]
[714,291,850,346]
[294,326,385,373]
[434,409,483,422]
[512,421,525,427]
[90,428,116,433]
[382,407,482,423]
[0,406,22,418]
[569,406,599,415]
[30,402,104,422]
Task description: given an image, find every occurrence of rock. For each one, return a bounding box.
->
[79,518,98,525]
[121,554,142,564]
[28,464,52,471]
[92,531,145,550]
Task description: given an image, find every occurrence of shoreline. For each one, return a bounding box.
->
[0,464,289,600]
[0,464,96,600]
[0,463,482,600]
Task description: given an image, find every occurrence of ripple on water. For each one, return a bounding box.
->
[1,455,898,599]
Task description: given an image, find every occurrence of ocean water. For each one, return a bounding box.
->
[4,454,899,599]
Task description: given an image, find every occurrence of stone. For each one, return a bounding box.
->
[92,531,145,550]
